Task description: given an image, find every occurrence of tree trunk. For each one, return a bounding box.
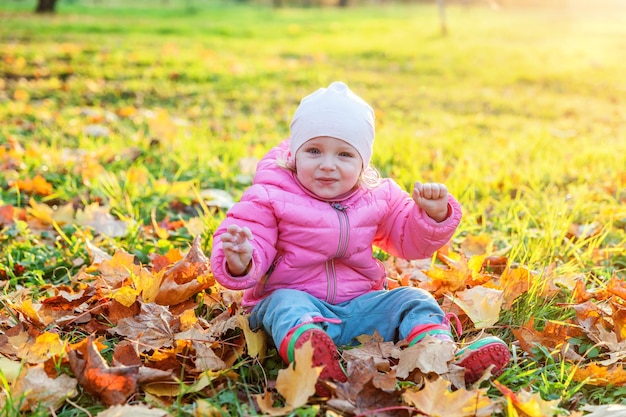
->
[437,0,447,36]
[35,0,58,13]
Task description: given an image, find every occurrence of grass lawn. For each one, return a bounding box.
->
[1,0,626,415]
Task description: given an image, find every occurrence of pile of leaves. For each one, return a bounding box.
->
[1,190,626,416]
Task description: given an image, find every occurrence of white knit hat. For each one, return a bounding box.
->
[289,81,375,168]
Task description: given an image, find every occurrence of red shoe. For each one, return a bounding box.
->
[279,323,347,397]
[407,314,510,384]
[455,336,510,384]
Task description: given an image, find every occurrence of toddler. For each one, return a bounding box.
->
[210,81,509,394]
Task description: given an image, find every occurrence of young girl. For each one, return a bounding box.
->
[210,82,509,393]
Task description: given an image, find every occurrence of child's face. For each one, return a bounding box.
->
[294,136,363,200]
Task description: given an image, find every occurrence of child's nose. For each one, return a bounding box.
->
[319,156,337,170]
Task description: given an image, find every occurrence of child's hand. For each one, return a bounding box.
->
[412,182,449,222]
[220,224,254,276]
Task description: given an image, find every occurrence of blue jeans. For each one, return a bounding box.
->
[249,287,445,348]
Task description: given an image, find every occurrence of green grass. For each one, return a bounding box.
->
[1,0,626,415]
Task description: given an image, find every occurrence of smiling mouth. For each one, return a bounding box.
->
[317,178,337,184]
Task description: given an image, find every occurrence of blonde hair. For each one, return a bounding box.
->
[277,150,381,190]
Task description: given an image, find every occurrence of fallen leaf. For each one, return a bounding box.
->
[154,235,213,305]
[403,377,494,417]
[236,314,267,360]
[68,337,139,406]
[10,363,77,412]
[95,404,171,417]
[451,286,504,329]
[13,174,53,196]
[0,356,21,383]
[512,317,583,355]
[110,303,177,352]
[494,380,560,417]
[501,265,535,309]
[395,336,456,378]
[76,203,128,237]
[255,340,321,415]
[572,362,626,386]
[581,404,626,417]
[460,234,493,257]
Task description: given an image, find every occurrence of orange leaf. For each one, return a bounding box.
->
[68,337,139,406]
[13,174,53,196]
[403,377,494,417]
[511,317,582,354]
[154,235,213,305]
[494,380,561,417]
[500,265,534,309]
[572,363,626,386]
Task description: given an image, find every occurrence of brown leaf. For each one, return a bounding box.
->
[10,363,77,412]
[395,337,456,379]
[68,337,138,406]
[75,203,128,237]
[110,302,177,352]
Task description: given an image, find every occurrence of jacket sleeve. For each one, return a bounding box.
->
[210,185,278,290]
[373,179,462,260]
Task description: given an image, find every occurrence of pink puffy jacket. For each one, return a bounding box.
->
[210,140,462,307]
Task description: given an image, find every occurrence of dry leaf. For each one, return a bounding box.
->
[256,340,321,415]
[395,336,456,378]
[451,286,504,329]
[236,314,267,360]
[68,337,139,406]
[110,303,177,352]
[0,356,22,383]
[403,377,494,417]
[581,404,626,417]
[154,235,213,305]
[76,203,128,237]
[494,380,560,417]
[10,363,77,412]
[95,404,171,417]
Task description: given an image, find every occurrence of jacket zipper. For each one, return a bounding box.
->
[326,202,349,303]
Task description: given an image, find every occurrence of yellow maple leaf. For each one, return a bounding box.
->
[27,200,54,225]
[255,340,321,415]
[236,314,267,360]
[403,377,494,417]
[451,286,504,329]
[180,308,198,331]
[111,286,139,307]
[134,268,164,303]
[27,332,66,361]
